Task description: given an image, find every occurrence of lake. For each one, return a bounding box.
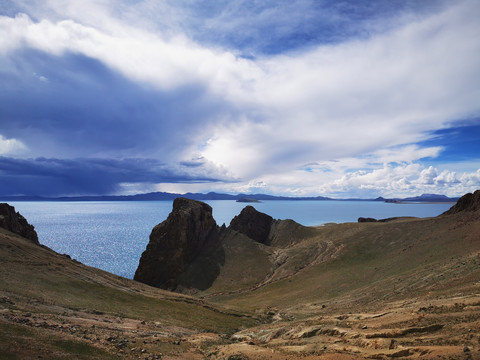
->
[10,200,453,279]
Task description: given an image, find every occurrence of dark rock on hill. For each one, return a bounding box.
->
[358,217,378,223]
[229,206,274,245]
[134,198,220,290]
[135,200,310,292]
[0,203,39,244]
[442,190,480,215]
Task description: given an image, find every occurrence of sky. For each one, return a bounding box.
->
[0,0,479,198]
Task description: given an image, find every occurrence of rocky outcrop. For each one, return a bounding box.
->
[358,217,378,223]
[443,190,480,215]
[134,198,220,290]
[0,203,39,244]
[229,206,274,245]
[135,200,309,291]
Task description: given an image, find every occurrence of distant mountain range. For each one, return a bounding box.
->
[379,193,459,203]
[0,192,460,202]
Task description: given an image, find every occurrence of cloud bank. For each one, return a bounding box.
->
[0,157,229,196]
[0,0,479,197]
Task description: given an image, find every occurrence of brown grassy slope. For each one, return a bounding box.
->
[206,212,480,313]
[1,201,480,359]
[0,227,261,359]
[202,212,480,360]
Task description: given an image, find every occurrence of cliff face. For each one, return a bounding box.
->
[0,203,39,244]
[134,198,220,290]
[229,205,274,245]
[134,199,309,291]
[443,190,480,215]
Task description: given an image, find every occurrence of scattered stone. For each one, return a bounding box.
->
[231,334,252,342]
[296,326,323,339]
[366,324,444,338]
[464,346,471,352]
[389,339,397,349]
[227,355,249,360]
[0,297,14,305]
[389,349,411,358]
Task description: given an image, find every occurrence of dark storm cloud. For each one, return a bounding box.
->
[0,156,224,196]
[0,49,231,159]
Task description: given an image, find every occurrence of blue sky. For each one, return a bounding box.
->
[0,0,479,198]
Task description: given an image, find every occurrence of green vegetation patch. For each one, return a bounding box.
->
[52,339,115,359]
[0,320,115,360]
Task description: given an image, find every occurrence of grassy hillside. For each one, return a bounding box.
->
[1,200,479,359]
[0,227,260,359]
[209,213,480,311]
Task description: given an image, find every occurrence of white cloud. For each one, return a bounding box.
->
[418,166,437,185]
[0,134,27,155]
[459,169,480,188]
[33,72,48,82]
[198,0,480,178]
[0,12,261,93]
[210,144,479,198]
[288,163,479,198]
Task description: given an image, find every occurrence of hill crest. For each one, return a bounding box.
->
[442,189,480,215]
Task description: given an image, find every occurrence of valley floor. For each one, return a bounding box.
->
[2,287,479,359]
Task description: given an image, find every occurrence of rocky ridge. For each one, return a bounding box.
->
[0,203,39,244]
[135,192,480,294]
[442,189,480,215]
[134,198,305,291]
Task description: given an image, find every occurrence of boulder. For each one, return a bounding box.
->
[134,198,219,290]
[0,203,39,244]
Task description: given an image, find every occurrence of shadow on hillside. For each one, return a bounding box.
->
[177,243,226,291]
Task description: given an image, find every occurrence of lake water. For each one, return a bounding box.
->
[10,200,453,279]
